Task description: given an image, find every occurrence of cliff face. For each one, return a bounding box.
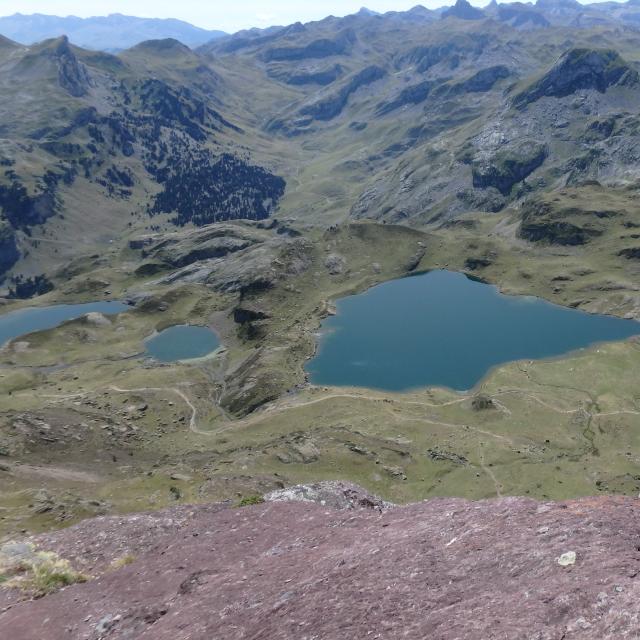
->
[1,488,639,639]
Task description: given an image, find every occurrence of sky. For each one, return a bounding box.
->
[0,0,620,32]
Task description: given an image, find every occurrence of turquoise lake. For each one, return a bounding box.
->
[145,325,220,362]
[306,270,640,391]
[0,301,129,346]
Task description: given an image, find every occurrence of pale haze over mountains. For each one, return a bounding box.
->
[0,0,632,36]
[0,13,227,51]
[0,0,637,51]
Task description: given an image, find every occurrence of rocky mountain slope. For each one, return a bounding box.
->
[0,485,639,639]
[3,2,640,290]
[0,34,286,284]
[0,13,226,51]
[203,3,640,231]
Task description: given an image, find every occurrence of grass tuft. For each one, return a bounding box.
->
[237,495,265,507]
[0,543,88,596]
[109,553,136,570]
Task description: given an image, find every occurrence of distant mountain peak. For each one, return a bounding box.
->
[535,0,582,9]
[357,7,380,16]
[407,5,434,16]
[129,38,192,54]
[442,0,486,20]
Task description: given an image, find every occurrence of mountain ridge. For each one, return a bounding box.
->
[0,12,226,51]
[3,5,640,282]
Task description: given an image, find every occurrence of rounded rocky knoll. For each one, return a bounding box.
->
[0,488,639,639]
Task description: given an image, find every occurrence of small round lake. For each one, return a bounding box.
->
[145,325,220,362]
[0,301,129,347]
[306,270,640,392]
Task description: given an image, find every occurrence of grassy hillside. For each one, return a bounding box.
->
[1,6,640,538]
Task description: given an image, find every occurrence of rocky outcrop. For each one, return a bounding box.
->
[137,224,263,269]
[142,225,311,304]
[324,252,347,274]
[443,65,511,95]
[219,358,287,414]
[26,36,92,97]
[583,115,618,142]
[518,199,608,245]
[471,394,495,410]
[472,141,547,195]
[376,79,435,115]
[519,218,599,246]
[233,304,270,324]
[265,480,392,511]
[298,65,386,122]
[233,302,271,340]
[513,48,638,109]
[269,65,386,132]
[464,255,493,270]
[2,493,640,639]
[263,29,356,62]
[268,64,343,86]
[618,247,640,260]
[55,37,91,97]
[399,36,488,73]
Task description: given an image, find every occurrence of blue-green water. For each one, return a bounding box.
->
[306,270,640,392]
[145,325,220,362]
[0,301,129,346]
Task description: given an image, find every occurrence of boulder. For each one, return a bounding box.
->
[265,481,391,511]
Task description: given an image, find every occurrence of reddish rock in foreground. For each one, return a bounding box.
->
[1,491,639,639]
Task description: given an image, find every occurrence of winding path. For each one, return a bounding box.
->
[101,384,640,441]
[108,385,201,434]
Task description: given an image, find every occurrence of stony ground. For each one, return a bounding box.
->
[0,484,639,639]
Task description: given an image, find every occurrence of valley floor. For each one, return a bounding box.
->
[1,219,639,539]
